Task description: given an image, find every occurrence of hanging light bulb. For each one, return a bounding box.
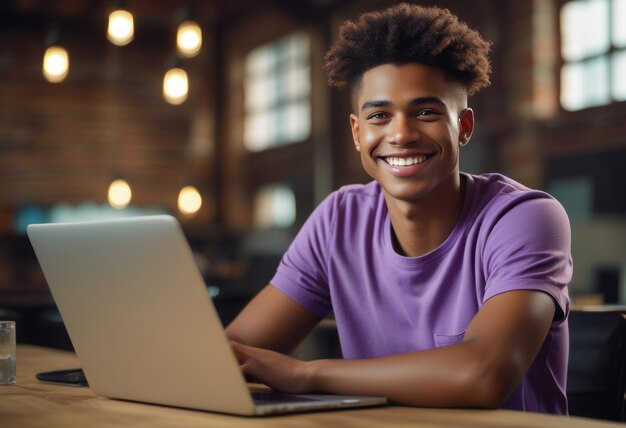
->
[107,9,134,46]
[108,178,132,209]
[43,46,69,83]
[178,185,202,214]
[163,67,188,105]
[177,20,202,58]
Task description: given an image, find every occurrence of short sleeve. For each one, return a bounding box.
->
[270,193,337,318]
[482,196,572,320]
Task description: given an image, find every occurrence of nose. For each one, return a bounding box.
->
[386,114,420,146]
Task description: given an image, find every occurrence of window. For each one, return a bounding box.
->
[253,184,296,229]
[546,177,592,223]
[560,0,626,110]
[547,148,626,215]
[243,32,311,152]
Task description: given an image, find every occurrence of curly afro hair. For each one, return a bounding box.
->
[325,3,492,96]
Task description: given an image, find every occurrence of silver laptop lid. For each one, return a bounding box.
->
[27,215,255,415]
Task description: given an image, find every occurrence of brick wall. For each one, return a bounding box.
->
[0,17,213,232]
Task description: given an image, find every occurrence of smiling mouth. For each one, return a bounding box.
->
[381,155,430,166]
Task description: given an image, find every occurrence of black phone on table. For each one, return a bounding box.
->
[36,368,88,386]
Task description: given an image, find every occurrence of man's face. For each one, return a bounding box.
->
[350,63,474,203]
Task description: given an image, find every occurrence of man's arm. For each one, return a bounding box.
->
[226,285,322,355]
[231,289,556,408]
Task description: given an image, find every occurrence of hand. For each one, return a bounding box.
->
[230,341,315,394]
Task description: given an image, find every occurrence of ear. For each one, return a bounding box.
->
[458,108,475,147]
[350,114,361,152]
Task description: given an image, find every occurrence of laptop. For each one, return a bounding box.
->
[27,215,386,416]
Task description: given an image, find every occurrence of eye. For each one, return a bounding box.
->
[415,109,441,121]
[367,112,388,121]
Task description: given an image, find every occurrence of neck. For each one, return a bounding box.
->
[385,173,466,257]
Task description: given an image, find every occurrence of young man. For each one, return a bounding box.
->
[227,3,572,414]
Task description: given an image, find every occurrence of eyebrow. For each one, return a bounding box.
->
[360,96,447,111]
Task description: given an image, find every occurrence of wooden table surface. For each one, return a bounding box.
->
[0,345,621,428]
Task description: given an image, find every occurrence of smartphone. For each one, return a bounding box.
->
[36,368,88,387]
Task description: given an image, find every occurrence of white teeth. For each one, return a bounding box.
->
[385,156,427,166]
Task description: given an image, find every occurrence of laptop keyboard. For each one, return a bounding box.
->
[252,391,319,404]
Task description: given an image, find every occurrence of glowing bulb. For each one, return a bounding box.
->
[108,179,132,209]
[107,9,134,46]
[177,21,202,58]
[163,67,188,105]
[43,46,69,83]
[178,186,202,214]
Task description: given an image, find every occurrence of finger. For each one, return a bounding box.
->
[230,341,248,364]
[239,359,264,384]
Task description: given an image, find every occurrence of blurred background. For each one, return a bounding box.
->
[0,0,625,350]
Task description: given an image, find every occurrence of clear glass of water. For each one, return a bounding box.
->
[0,321,16,385]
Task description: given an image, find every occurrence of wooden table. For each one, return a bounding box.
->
[0,345,621,428]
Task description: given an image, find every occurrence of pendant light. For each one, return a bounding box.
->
[108,178,132,209]
[177,20,202,58]
[107,6,134,46]
[43,46,69,83]
[178,185,202,215]
[42,28,69,83]
[163,66,188,105]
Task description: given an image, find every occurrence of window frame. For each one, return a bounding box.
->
[242,31,312,152]
[559,0,626,111]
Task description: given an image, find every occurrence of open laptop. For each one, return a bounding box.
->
[27,215,386,416]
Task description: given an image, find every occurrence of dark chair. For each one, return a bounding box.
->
[567,308,626,421]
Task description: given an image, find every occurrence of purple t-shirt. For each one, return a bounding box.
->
[270,173,572,414]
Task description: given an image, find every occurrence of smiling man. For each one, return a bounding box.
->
[227,3,572,414]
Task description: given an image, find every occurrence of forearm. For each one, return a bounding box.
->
[306,342,514,408]
[226,285,321,354]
